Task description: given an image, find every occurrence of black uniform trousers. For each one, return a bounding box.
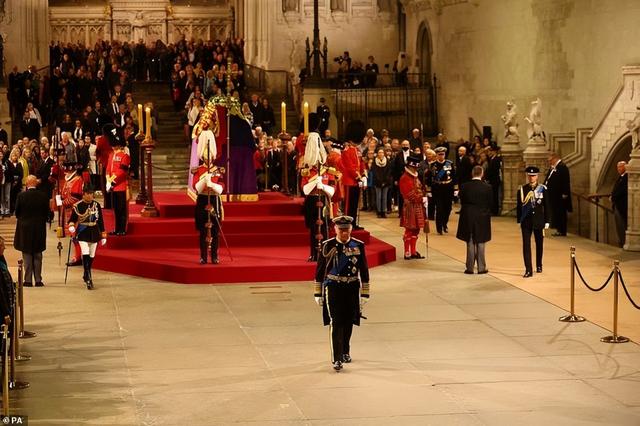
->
[325,283,359,363]
[521,226,543,272]
[490,182,501,216]
[199,222,220,262]
[112,191,127,233]
[433,185,453,232]
[345,185,360,221]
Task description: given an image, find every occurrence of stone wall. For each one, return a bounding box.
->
[242,0,399,79]
[0,0,50,70]
[402,0,640,146]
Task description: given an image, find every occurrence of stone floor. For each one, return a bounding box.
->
[0,208,639,425]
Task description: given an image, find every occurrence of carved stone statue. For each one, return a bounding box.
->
[525,97,544,141]
[131,11,148,42]
[283,0,299,12]
[627,106,640,151]
[501,101,519,140]
[331,0,347,12]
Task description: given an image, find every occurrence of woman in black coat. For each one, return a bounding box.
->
[371,148,393,218]
[258,98,275,135]
[6,150,23,215]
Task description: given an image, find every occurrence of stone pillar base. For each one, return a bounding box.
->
[523,136,549,180]
[501,135,523,215]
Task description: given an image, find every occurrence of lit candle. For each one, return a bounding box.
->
[303,101,309,135]
[281,102,286,133]
[137,104,143,134]
[145,107,151,138]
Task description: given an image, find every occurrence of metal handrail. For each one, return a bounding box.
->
[245,63,292,101]
[468,117,482,142]
[573,191,614,244]
[321,72,433,89]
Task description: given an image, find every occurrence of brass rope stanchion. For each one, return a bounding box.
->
[12,279,30,363]
[17,260,36,339]
[600,260,630,344]
[559,246,585,322]
[2,323,9,416]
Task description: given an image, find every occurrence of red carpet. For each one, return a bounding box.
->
[94,192,396,284]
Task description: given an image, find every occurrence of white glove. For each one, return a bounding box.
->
[106,181,112,192]
[316,181,324,191]
[315,296,324,306]
[422,196,428,208]
[454,190,459,197]
[426,192,432,198]
[68,226,76,234]
[55,194,63,207]
[544,223,550,229]
[101,238,107,246]
[360,297,368,308]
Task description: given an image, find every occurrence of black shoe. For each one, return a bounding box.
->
[23,282,32,287]
[108,231,118,236]
[116,232,126,236]
[404,254,412,260]
[523,271,533,278]
[211,258,220,265]
[342,354,352,363]
[332,360,343,371]
[66,260,82,267]
[443,227,448,233]
[536,266,542,273]
[552,232,566,237]
[35,281,44,287]
[478,270,489,274]
[381,213,387,218]
[437,230,443,235]
[411,252,425,259]
[200,258,206,264]
[464,270,474,274]
[86,280,94,290]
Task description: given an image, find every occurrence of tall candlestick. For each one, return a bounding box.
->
[145,107,151,138]
[303,101,309,136]
[137,104,143,134]
[281,102,286,132]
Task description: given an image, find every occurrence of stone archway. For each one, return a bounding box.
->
[596,133,632,194]
[416,20,432,84]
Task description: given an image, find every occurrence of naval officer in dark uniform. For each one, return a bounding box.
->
[516,166,550,278]
[427,146,456,234]
[314,216,370,371]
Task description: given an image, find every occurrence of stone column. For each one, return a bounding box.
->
[624,150,640,251]
[0,0,50,70]
[501,134,524,214]
[522,135,549,183]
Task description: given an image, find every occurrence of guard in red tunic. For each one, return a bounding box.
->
[95,131,113,208]
[193,132,224,264]
[340,121,366,229]
[61,162,86,266]
[399,155,428,260]
[301,132,335,261]
[105,124,130,236]
[325,139,344,217]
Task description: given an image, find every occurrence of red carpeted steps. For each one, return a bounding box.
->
[94,191,396,284]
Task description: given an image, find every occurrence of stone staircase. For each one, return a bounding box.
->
[133,82,190,192]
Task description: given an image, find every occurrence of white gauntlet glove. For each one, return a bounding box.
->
[360,297,368,308]
[68,226,76,234]
[315,296,324,307]
[101,238,107,246]
[544,223,550,229]
[422,196,428,208]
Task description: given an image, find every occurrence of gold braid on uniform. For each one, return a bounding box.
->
[314,244,338,296]
[71,202,99,226]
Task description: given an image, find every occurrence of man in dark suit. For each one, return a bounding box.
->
[610,161,628,247]
[455,145,474,187]
[316,97,330,136]
[544,153,572,236]
[392,139,411,216]
[517,166,550,278]
[14,175,50,287]
[20,112,40,140]
[457,166,492,274]
[485,146,502,215]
